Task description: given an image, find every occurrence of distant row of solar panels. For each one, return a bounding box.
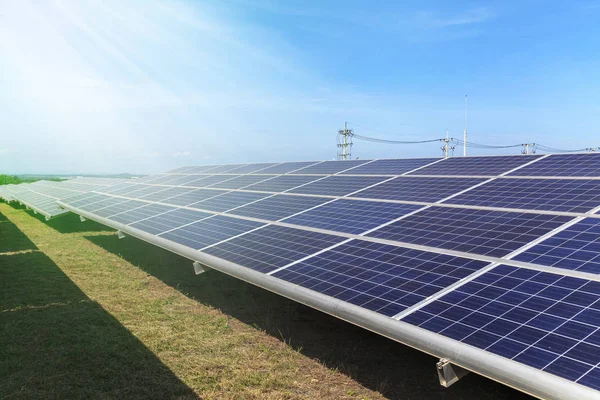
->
[0,178,128,219]
[11,153,600,399]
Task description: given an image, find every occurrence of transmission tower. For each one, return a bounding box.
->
[337,122,354,160]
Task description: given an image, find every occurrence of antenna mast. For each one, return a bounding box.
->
[464,95,468,157]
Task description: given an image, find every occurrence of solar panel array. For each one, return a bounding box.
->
[46,152,600,397]
[0,178,128,219]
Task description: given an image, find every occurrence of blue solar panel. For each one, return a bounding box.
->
[79,196,129,213]
[160,188,227,206]
[282,199,422,234]
[445,178,600,213]
[243,175,322,192]
[184,165,222,174]
[509,153,600,177]
[289,160,370,175]
[367,207,572,257]
[225,163,279,174]
[166,175,209,186]
[352,177,486,203]
[140,175,181,185]
[402,265,600,390]
[185,175,241,188]
[409,155,541,176]
[165,166,195,174]
[340,158,438,175]
[288,175,389,197]
[130,209,213,235]
[251,161,319,174]
[209,175,276,189]
[139,187,193,202]
[228,194,330,221]
[514,218,600,274]
[203,225,345,273]
[111,204,175,225]
[273,240,490,317]
[95,199,147,218]
[202,164,245,174]
[190,191,270,212]
[159,215,265,250]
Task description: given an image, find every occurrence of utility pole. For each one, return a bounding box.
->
[464,95,468,157]
[337,122,354,160]
[442,129,450,158]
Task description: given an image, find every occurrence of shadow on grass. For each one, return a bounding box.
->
[44,211,114,234]
[0,212,38,253]
[87,234,532,400]
[0,249,199,400]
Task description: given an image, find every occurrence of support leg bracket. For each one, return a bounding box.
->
[80,215,87,222]
[116,230,126,239]
[437,358,470,387]
[193,261,211,275]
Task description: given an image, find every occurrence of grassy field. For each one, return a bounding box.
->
[0,202,532,400]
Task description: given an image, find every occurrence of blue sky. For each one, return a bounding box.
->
[0,0,599,174]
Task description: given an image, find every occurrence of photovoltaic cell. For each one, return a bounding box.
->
[340,158,439,175]
[209,174,276,189]
[130,208,213,235]
[282,199,422,234]
[368,207,572,257]
[203,225,346,273]
[445,178,600,213]
[161,188,228,206]
[95,199,147,218]
[166,174,208,186]
[159,215,264,250]
[228,194,330,221]
[509,153,600,177]
[185,165,223,174]
[139,187,194,202]
[402,265,600,390]
[111,204,175,225]
[273,240,490,317]
[225,163,278,174]
[409,155,541,176]
[190,191,270,212]
[243,175,323,193]
[288,175,390,197]
[201,164,246,174]
[185,175,241,188]
[165,166,195,174]
[251,161,319,174]
[290,160,369,175]
[514,218,600,274]
[353,177,486,203]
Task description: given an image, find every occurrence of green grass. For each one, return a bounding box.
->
[0,204,531,399]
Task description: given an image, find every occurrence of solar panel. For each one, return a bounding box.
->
[401,265,600,389]
[513,218,600,274]
[209,174,277,189]
[228,194,330,220]
[340,158,439,175]
[367,207,573,257]
[250,161,319,174]
[509,153,600,177]
[190,191,270,212]
[185,175,241,188]
[243,175,322,192]
[203,225,345,273]
[55,154,600,399]
[445,178,600,213]
[282,199,422,234]
[352,177,486,203]
[289,159,369,174]
[273,240,490,316]
[159,215,264,250]
[111,204,175,225]
[225,163,279,174]
[409,155,541,176]
[287,175,390,197]
[131,208,213,235]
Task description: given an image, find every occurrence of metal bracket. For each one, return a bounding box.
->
[193,261,211,275]
[80,215,87,222]
[45,216,50,221]
[116,230,126,239]
[437,358,470,387]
